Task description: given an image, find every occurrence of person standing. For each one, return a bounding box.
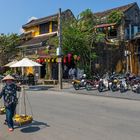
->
[68,67,77,80]
[0,75,20,132]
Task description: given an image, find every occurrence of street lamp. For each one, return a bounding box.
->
[57,8,63,89]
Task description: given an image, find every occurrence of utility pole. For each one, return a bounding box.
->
[57,8,63,89]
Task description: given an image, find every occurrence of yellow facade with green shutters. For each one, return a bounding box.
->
[24,21,54,37]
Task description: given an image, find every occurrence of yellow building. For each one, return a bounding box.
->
[126,34,140,75]
[19,9,74,79]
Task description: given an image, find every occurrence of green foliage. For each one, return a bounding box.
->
[91,52,98,60]
[0,33,20,66]
[61,9,99,73]
[107,11,124,24]
[4,69,14,75]
[78,9,97,32]
[95,33,106,43]
[50,9,105,75]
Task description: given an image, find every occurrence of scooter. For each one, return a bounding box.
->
[110,77,120,92]
[85,76,100,91]
[98,77,111,92]
[119,78,128,93]
[72,74,87,90]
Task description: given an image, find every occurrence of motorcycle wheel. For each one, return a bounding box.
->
[98,83,103,92]
[73,83,80,90]
[111,84,117,92]
[120,84,125,93]
[136,86,140,94]
[86,83,92,91]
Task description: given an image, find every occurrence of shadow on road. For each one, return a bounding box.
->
[26,85,54,91]
[20,126,40,133]
[15,120,50,133]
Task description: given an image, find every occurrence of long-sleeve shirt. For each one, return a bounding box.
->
[0,83,19,107]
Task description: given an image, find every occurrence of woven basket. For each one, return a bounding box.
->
[0,107,6,115]
[13,114,33,126]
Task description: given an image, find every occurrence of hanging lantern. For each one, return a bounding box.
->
[67,53,72,63]
[41,59,45,63]
[39,59,42,63]
[48,59,50,63]
[38,59,41,63]
[44,59,47,62]
[111,25,114,29]
[51,58,54,63]
[73,55,77,60]
[108,27,111,30]
[36,59,40,63]
[56,58,58,63]
[63,57,67,64]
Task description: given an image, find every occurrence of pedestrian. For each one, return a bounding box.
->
[0,75,20,132]
[68,67,77,80]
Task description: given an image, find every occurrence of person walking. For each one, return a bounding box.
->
[0,75,20,132]
[68,67,77,80]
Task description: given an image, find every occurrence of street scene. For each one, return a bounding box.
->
[0,0,140,139]
[0,89,140,140]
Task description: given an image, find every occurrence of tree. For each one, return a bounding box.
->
[107,10,124,24]
[0,33,20,66]
[50,9,104,77]
[62,9,99,76]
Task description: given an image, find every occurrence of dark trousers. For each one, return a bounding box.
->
[6,103,16,128]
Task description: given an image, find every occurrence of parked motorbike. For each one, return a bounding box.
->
[131,76,140,93]
[119,78,128,93]
[72,74,87,90]
[110,77,120,92]
[85,76,100,91]
[98,77,111,92]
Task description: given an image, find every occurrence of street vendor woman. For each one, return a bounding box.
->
[0,75,21,132]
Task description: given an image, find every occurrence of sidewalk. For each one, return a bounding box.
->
[26,81,140,101]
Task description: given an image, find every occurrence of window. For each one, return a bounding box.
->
[52,21,58,32]
[39,23,49,34]
[131,26,134,37]
[108,29,117,39]
[134,26,138,36]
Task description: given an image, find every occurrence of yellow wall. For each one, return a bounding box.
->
[24,22,54,37]
[125,42,139,75]
[49,21,52,33]
[25,26,39,37]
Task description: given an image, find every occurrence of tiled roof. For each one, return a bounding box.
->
[19,32,57,48]
[94,2,137,18]
[22,9,74,29]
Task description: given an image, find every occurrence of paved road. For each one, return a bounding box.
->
[0,90,140,140]
[48,83,140,100]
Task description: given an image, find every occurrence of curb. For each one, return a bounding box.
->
[48,87,140,101]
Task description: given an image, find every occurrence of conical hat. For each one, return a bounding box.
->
[2,75,15,81]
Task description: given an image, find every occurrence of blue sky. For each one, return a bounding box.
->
[0,0,140,34]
